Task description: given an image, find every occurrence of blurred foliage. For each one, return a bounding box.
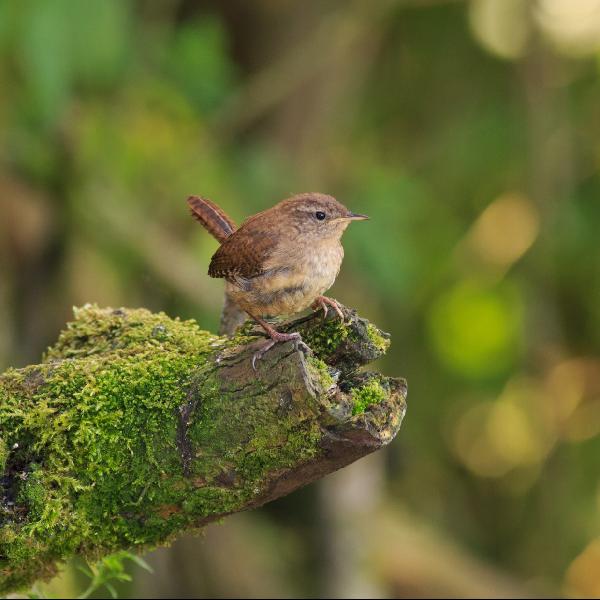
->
[26,552,151,599]
[1,0,600,598]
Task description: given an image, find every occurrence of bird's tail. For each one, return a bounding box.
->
[187,195,237,243]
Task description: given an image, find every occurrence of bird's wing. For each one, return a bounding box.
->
[208,213,281,284]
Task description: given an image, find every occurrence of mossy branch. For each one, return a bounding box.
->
[0,304,406,594]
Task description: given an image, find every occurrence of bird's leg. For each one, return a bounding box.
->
[248,313,311,370]
[312,296,345,321]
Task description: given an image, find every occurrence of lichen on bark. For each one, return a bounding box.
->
[0,304,406,594]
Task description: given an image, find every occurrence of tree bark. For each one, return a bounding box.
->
[0,304,406,594]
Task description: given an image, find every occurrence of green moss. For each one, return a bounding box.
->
[351,379,387,415]
[186,366,322,491]
[0,305,397,594]
[16,465,47,521]
[0,305,329,593]
[0,307,220,591]
[366,323,391,354]
[301,317,349,356]
[0,436,7,473]
[306,356,336,391]
[44,304,220,361]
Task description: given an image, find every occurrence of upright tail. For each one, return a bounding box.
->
[187,195,237,243]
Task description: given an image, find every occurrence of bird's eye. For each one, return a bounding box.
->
[315,211,326,221]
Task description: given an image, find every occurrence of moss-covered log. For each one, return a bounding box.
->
[0,304,406,594]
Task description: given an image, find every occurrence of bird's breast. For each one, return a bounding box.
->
[227,240,344,318]
[303,241,344,290]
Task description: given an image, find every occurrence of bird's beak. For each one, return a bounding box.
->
[346,212,369,221]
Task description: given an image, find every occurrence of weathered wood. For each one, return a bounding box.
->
[0,304,406,594]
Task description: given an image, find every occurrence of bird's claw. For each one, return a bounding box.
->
[313,296,345,322]
[251,332,311,371]
[252,339,276,371]
[294,339,312,356]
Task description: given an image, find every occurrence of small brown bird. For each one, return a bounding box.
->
[188,193,368,367]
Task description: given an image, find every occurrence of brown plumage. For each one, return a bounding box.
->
[188,192,368,368]
[187,196,237,243]
[208,212,281,282]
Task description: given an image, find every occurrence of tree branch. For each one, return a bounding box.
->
[0,304,406,594]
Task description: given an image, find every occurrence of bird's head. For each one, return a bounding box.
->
[274,193,368,241]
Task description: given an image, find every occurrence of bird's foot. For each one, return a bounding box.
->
[252,330,311,371]
[312,296,345,321]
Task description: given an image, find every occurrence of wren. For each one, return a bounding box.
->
[187,193,368,368]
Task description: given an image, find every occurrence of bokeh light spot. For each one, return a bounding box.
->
[564,538,600,598]
[466,192,540,270]
[428,280,523,380]
[451,377,553,478]
[535,0,600,56]
[469,0,531,60]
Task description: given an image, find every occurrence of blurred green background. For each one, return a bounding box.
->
[1,0,600,598]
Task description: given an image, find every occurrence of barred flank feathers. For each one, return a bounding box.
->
[187,196,237,243]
